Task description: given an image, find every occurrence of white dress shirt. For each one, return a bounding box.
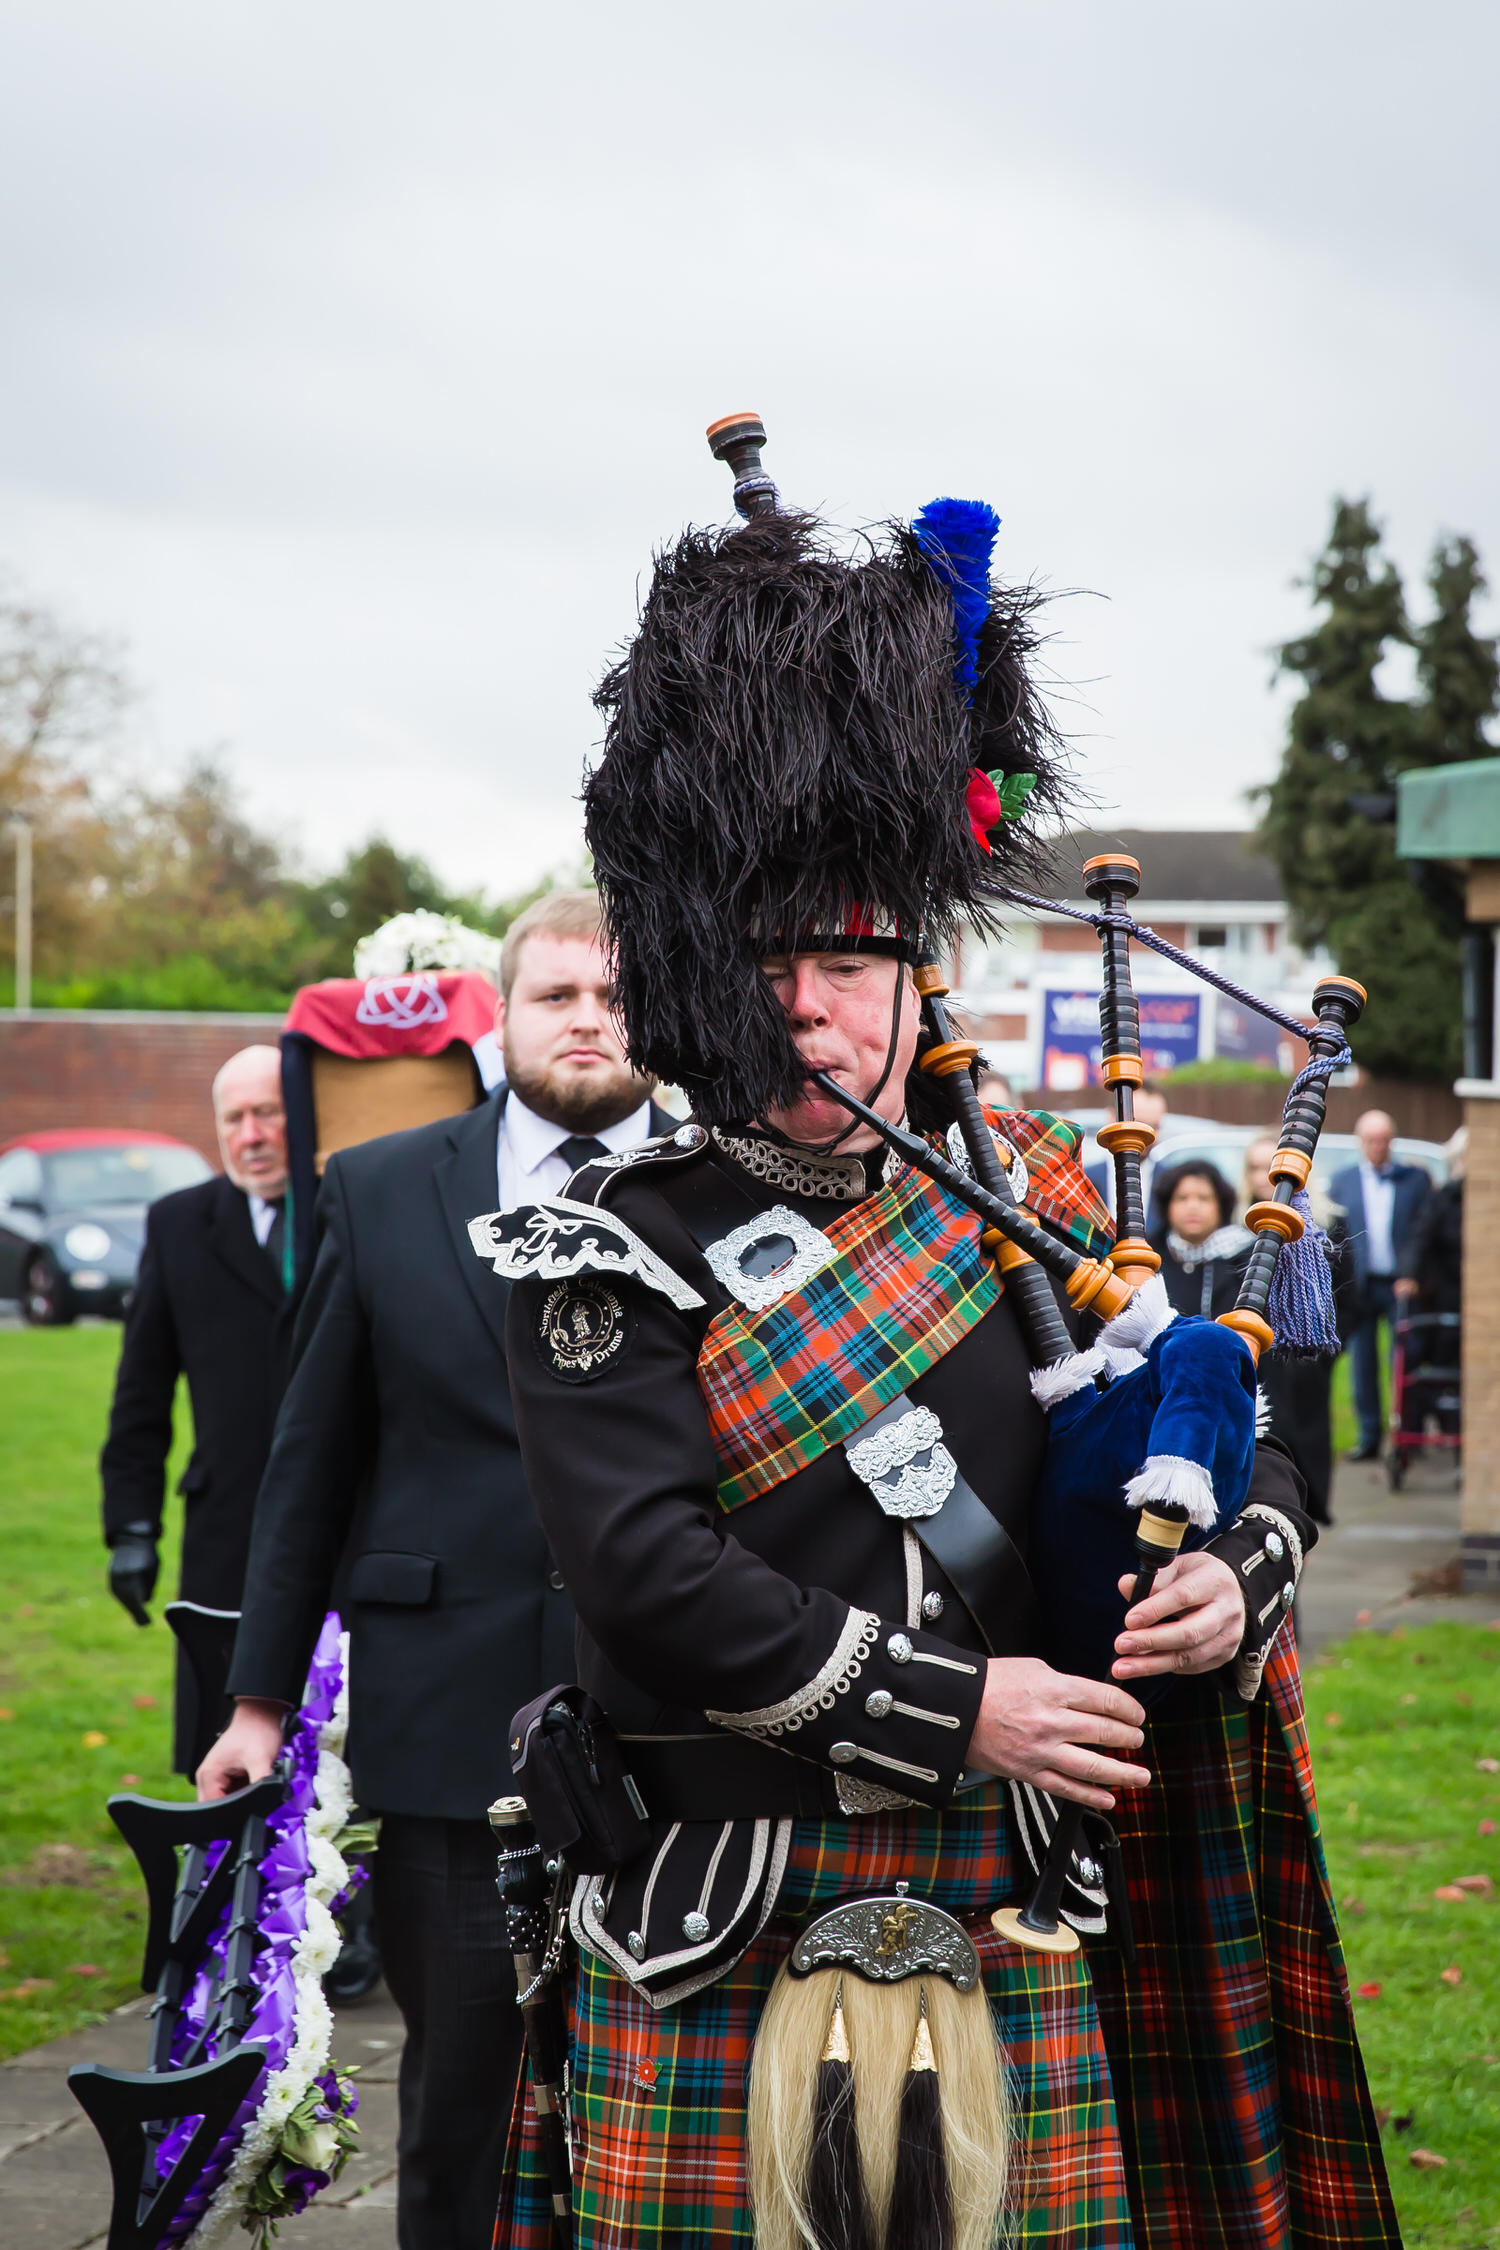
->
[496,1090,655,1211]
[248,1192,280,1246]
[1358,1157,1397,1275]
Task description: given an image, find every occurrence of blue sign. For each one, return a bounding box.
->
[1041,988,1202,1092]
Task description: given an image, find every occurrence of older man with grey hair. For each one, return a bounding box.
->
[101,1042,297,1772]
[1329,1107,1432,1461]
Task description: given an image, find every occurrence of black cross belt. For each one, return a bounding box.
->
[911,1469,1038,1658]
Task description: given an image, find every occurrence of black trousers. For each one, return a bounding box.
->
[372,1813,524,2250]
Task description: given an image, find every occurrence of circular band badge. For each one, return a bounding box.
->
[534,1277,634,1383]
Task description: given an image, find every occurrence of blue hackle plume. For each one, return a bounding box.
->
[912,498,1001,693]
[1266,1189,1341,1357]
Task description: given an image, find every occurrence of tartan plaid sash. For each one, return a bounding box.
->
[697,1108,1111,1514]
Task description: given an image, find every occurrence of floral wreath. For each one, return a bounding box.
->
[157,1613,368,2247]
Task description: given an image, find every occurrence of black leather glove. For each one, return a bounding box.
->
[109,1524,160,1626]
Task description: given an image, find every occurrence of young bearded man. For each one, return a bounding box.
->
[199,890,677,2250]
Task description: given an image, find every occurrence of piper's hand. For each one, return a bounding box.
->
[964,1656,1149,1812]
[196,1698,288,1800]
[1112,1553,1245,1680]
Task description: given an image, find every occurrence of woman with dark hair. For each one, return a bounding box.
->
[1150,1157,1255,1319]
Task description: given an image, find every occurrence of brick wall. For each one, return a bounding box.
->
[0,1012,286,1167]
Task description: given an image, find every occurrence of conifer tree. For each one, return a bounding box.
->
[1258,500,1497,1081]
[1416,534,1499,764]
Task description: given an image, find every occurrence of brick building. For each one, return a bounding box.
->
[0,1011,285,1168]
[955,828,1335,1094]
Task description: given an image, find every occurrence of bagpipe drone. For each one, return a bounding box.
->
[66,1619,365,2250]
[700,416,1360,1954]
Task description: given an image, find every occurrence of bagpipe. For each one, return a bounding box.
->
[66,1618,366,2250]
[820,872,1359,1952]
[707,423,1361,1951]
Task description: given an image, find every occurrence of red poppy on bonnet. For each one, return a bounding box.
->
[965,767,1002,853]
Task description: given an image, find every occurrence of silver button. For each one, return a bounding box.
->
[865,1690,893,1719]
[627,1930,647,1961]
[1263,1532,1285,1561]
[922,1591,944,1621]
[675,1124,705,1148]
[887,1633,913,1664]
[1282,1583,1295,1608]
[593,1888,606,1912]
[830,1741,858,1765]
[681,1911,711,1943]
[1076,1856,1103,1889]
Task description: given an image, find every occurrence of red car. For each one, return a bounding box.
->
[0,1128,213,1325]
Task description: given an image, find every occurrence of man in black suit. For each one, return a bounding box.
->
[101,1045,291,1773]
[1329,1108,1432,1460]
[199,890,677,2250]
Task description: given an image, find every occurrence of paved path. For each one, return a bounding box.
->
[1300,1448,1478,1655]
[0,1987,403,2250]
[3,1453,1483,2249]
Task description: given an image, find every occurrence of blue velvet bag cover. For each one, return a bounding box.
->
[1029,1317,1258,1699]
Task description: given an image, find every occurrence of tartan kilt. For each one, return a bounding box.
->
[495,1642,1397,2248]
[1087,1629,1400,2247]
[495,1789,1135,2247]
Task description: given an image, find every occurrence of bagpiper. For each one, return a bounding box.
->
[478,419,1397,2248]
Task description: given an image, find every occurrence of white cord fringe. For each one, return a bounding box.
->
[1122,1453,1218,1529]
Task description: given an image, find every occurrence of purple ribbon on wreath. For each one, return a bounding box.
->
[154,1613,354,2243]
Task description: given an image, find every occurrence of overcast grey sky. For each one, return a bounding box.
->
[2,3,1496,896]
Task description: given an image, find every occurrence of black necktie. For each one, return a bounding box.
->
[557,1135,611,1176]
[263,1200,286,1282]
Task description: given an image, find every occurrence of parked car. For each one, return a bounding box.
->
[0,1129,213,1325]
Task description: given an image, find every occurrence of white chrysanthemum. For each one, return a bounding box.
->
[352,909,501,982]
[295,1901,344,1981]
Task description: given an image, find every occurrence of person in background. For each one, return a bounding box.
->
[1148,1156,1253,1319]
[100,1046,295,1773]
[197,889,679,2250]
[1394,1125,1464,1440]
[1243,1134,1344,1524]
[1329,1109,1431,1461]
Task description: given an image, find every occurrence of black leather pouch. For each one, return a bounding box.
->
[507,1684,653,1874]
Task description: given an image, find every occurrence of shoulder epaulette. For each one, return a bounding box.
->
[567,1122,713,1207]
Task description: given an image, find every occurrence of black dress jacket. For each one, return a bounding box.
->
[502,1129,1315,2001]
[101,1173,295,1773]
[227,1092,675,1821]
[102,1172,294,1605]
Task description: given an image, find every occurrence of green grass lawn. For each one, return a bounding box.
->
[1,1329,1495,2240]
[0,1324,193,2058]
[1304,1622,1500,2246]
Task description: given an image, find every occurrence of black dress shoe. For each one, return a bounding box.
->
[1345,1443,1381,1463]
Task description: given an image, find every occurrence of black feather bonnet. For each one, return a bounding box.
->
[585,503,1069,1125]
